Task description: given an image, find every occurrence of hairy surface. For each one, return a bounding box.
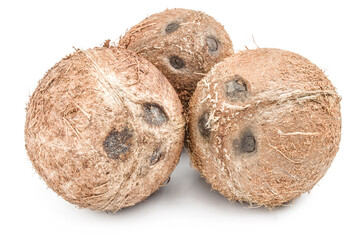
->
[120,8,234,108]
[25,47,185,212]
[188,48,342,207]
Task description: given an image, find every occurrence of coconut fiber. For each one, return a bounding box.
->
[188,48,341,207]
[120,8,234,108]
[25,47,185,212]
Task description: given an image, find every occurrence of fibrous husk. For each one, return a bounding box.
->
[120,8,234,108]
[188,48,341,207]
[25,47,185,212]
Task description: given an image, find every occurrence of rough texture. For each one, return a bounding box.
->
[25,47,185,212]
[119,8,234,108]
[188,48,342,207]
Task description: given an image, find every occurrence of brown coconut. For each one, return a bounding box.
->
[119,8,234,108]
[188,48,341,207]
[25,47,185,212]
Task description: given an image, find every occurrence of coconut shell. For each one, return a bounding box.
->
[188,48,341,207]
[25,47,185,212]
[119,8,234,108]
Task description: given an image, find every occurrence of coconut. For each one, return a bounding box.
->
[119,8,234,108]
[25,47,185,212]
[188,48,341,207]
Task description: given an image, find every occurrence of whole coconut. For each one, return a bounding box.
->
[25,47,185,211]
[188,48,341,207]
[119,8,234,108]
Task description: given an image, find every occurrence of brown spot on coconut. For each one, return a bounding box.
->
[188,48,341,208]
[119,8,234,108]
[25,47,185,212]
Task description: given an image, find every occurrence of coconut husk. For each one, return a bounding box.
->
[188,48,342,207]
[119,8,234,108]
[25,47,185,212]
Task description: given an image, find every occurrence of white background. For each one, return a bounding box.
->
[0,0,361,239]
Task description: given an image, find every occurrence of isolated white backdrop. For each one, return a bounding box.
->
[0,0,361,239]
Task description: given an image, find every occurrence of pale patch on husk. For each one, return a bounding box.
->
[119,8,234,108]
[188,48,342,208]
[25,47,185,212]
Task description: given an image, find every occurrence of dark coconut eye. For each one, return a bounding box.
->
[225,76,248,101]
[143,103,168,126]
[233,130,256,154]
[206,36,219,52]
[169,56,185,69]
[103,127,133,159]
[165,22,180,34]
[241,134,256,153]
[198,112,211,139]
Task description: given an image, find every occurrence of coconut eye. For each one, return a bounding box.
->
[206,36,219,52]
[234,130,256,154]
[150,147,164,165]
[169,56,185,69]
[198,112,211,139]
[143,103,168,126]
[165,22,180,34]
[241,134,256,153]
[103,127,133,159]
[225,76,248,101]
